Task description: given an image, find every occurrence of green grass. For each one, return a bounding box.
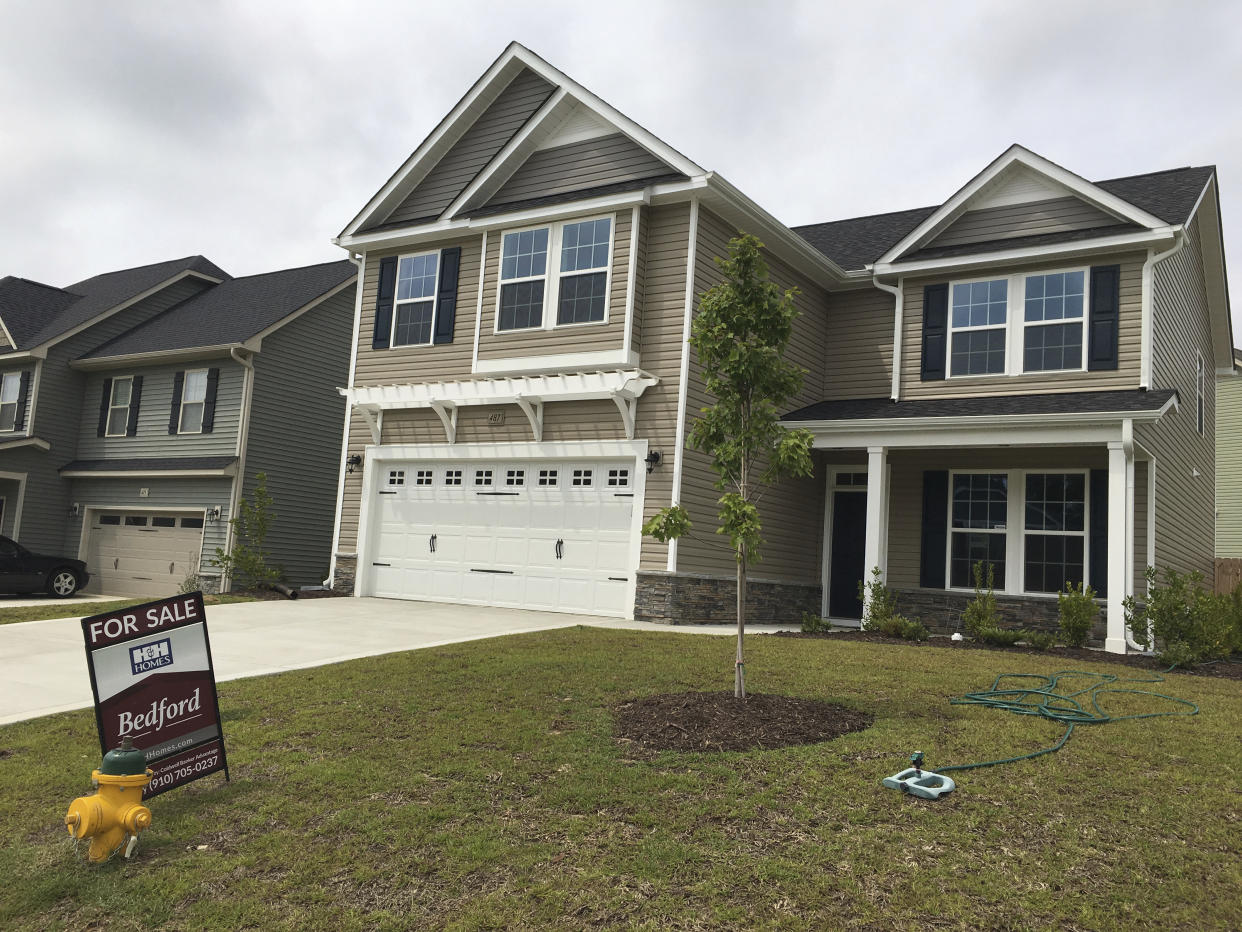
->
[0,593,257,626]
[1,629,1239,930]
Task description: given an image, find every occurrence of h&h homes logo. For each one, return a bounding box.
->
[130,637,174,675]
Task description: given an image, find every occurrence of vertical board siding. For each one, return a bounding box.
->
[477,210,629,359]
[929,197,1121,249]
[382,69,555,227]
[243,286,355,586]
[483,134,674,209]
[898,252,1145,398]
[1136,214,1216,582]
[1215,373,1242,556]
[676,208,828,583]
[823,287,895,400]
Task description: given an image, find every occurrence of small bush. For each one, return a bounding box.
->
[1022,629,1056,651]
[870,616,930,642]
[1124,566,1239,665]
[976,627,1024,647]
[962,562,1001,638]
[800,611,830,633]
[1057,581,1098,648]
[858,567,900,630]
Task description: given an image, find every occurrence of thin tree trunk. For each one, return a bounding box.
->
[735,541,746,699]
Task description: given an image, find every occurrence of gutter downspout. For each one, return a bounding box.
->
[327,252,366,588]
[1140,231,1187,390]
[221,346,255,594]
[873,277,903,401]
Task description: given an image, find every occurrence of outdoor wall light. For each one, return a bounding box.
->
[69,503,81,517]
[206,506,222,522]
[346,454,363,475]
[645,451,662,473]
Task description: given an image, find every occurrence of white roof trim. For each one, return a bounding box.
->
[0,437,50,453]
[877,145,1170,266]
[343,369,658,410]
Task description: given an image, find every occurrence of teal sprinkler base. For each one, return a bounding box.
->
[882,751,956,800]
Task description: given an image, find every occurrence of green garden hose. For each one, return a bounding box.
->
[933,669,1199,774]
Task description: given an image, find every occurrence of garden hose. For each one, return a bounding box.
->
[933,669,1199,775]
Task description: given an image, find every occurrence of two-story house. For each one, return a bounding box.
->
[0,257,357,597]
[327,43,1231,654]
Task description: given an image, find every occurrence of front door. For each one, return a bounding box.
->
[828,486,866,619]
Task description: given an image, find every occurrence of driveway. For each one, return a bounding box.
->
[0,597,796,724]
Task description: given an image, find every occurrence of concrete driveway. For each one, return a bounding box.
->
[0,597,796,725]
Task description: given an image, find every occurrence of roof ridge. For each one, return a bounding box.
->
[1,275,81,296]
[791,205,939,231]
[68,254,218,286]
[1095,165,1215,185]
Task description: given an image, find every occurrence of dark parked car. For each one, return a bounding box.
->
[0,535,90,597]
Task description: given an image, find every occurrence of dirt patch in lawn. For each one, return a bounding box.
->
[775,630,1242,681]
[614,691,873,753]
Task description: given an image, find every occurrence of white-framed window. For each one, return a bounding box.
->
[1196,354,1205,435]
[0,372,21,432]
[505,469,525,487]
[571,468,593,487]
[178,370,208,434]
[606,468,629,487]
[537,469,558,487]
[388,470,405,486]
[393,251,439,347]
[444,469,462,486]
[415,470,434,486]
[947,469,1089,595]
[474,469,493,486]
[496,215,612,332]
[947,267,1089,378]
[105,376,134,437]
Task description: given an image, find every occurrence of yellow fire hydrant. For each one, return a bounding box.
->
[65,738,154,862]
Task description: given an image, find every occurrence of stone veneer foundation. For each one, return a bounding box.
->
[893,588,1108,645]
[635,570,821,625]
[332,553,358,594]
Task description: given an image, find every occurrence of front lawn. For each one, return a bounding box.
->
[1,629,1238,930]
[0,593,257,626]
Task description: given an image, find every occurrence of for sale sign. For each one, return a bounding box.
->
[81,592,229,798]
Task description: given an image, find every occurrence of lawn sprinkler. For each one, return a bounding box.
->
[882,750,956,800]
[64,738,154,862]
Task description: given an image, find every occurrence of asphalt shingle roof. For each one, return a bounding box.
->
[792,166,1216,271]
[0,278,79,348]
[782,389,1177,422]
[83,260,356,360]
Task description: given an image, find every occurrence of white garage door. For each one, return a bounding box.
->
[367,460,636,615]
[85,512,205,598]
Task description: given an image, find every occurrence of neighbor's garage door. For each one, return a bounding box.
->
[368,460,635,615]
[85,512,206,598]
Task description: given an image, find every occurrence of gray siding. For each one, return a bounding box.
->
[1216,373,1242,556]
[484,134,673,209]
[75,362,244,460]
[383,69,555,227]
[930,197,1120,249]
[243,286,355,586]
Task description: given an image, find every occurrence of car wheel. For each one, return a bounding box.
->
[48,568,80,598]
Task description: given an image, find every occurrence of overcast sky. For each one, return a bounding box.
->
[2,1,1238,337]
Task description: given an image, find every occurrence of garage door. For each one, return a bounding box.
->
[367,460,635,615]
[85,512,206,598]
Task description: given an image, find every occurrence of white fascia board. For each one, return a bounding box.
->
[0,349,47,363]
[0,315,15,351]
[877,145,1171,265]
[0,438,50,453]
[873,228,1178,278]
[70,344,244,370]
[59,467,237,479]
[1185,176,1234,367]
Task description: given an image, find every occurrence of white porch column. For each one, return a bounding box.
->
[863,447,889,610]
[1106,441,1130,653]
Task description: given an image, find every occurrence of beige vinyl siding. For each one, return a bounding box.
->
[676,208,828,583]
[477,210,629,359]
[1135,213,1216,582]
[631,206,648,352]
[1215,373,1242,556]
[353,235,481,384]
[823,287,894,400]
[483,134,674,209]
[929,197,1122,249]
[381,69,554,228]
[899,251,1145,399]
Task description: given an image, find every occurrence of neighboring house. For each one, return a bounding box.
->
[327,42,1231,653]
[1215,348,1242,559]
[0,258,357,597]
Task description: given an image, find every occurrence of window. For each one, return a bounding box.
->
[393,252,439,347]
[124,516,149,527]
[949,473,1008,587]
[178,370,208,434]
[1023,473,1086,593]
[152,517,177,528]
[388,470,405,486]
[1023,271,1085,372]
[181,517,205,529]
[415,470,434,486]
[606,468,629,487]
[105,377,133,437]
[505,469,525,486]
[1197,354,1205,435]
[99,515,121,526]
[474,469,493,486]
[537,469,558,487]
[834,472,868,487]
[497,217,612,332]
[0,373,20,432]
[571,469,593,487]
[445,469,463,486]
[950,280,1007,376]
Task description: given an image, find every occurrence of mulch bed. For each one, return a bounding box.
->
[614,691,874,753]
[216,587,345,602]
[774,630,1242,681]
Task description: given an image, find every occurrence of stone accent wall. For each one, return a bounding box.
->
[333,553,358,594]
[894,588,1108,644]
[635,571,821,625]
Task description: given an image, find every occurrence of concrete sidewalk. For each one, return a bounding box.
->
[0,597,796,725]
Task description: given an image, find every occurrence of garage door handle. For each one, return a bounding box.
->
[371,562,391,567]
[555,538,564,560]
[429,534,436,553]
[470,568,514,574]
[169,562,175,574]
[114,558,119,570]
[477,491,520,496]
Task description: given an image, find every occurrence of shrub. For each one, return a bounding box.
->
[870,615,930,642]
[1124,566,1240,666]
[962,561,1001,639]
[800,611,830,633]
[1057,581,1098,648]
[1022,629,1056,651]
[858,567,899,630]
[976,627,1023,647]
[211,472,281,590]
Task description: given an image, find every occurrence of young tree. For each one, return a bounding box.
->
[211,472,281,590]
[644,233,814,698]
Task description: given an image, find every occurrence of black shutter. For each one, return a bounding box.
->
[125,375,143,437]
[432,247,461,345]
[1087,265,1120,371]
[372,257,398,350]
[1089,469,1108,597]
[14,371,30,432]
[920,283,949,381]
[920,470,949,588]
[169,371,184,434]
[202,368,220,433]
[98,377,113,437]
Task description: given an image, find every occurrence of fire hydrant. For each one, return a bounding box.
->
[64,738,154,862]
